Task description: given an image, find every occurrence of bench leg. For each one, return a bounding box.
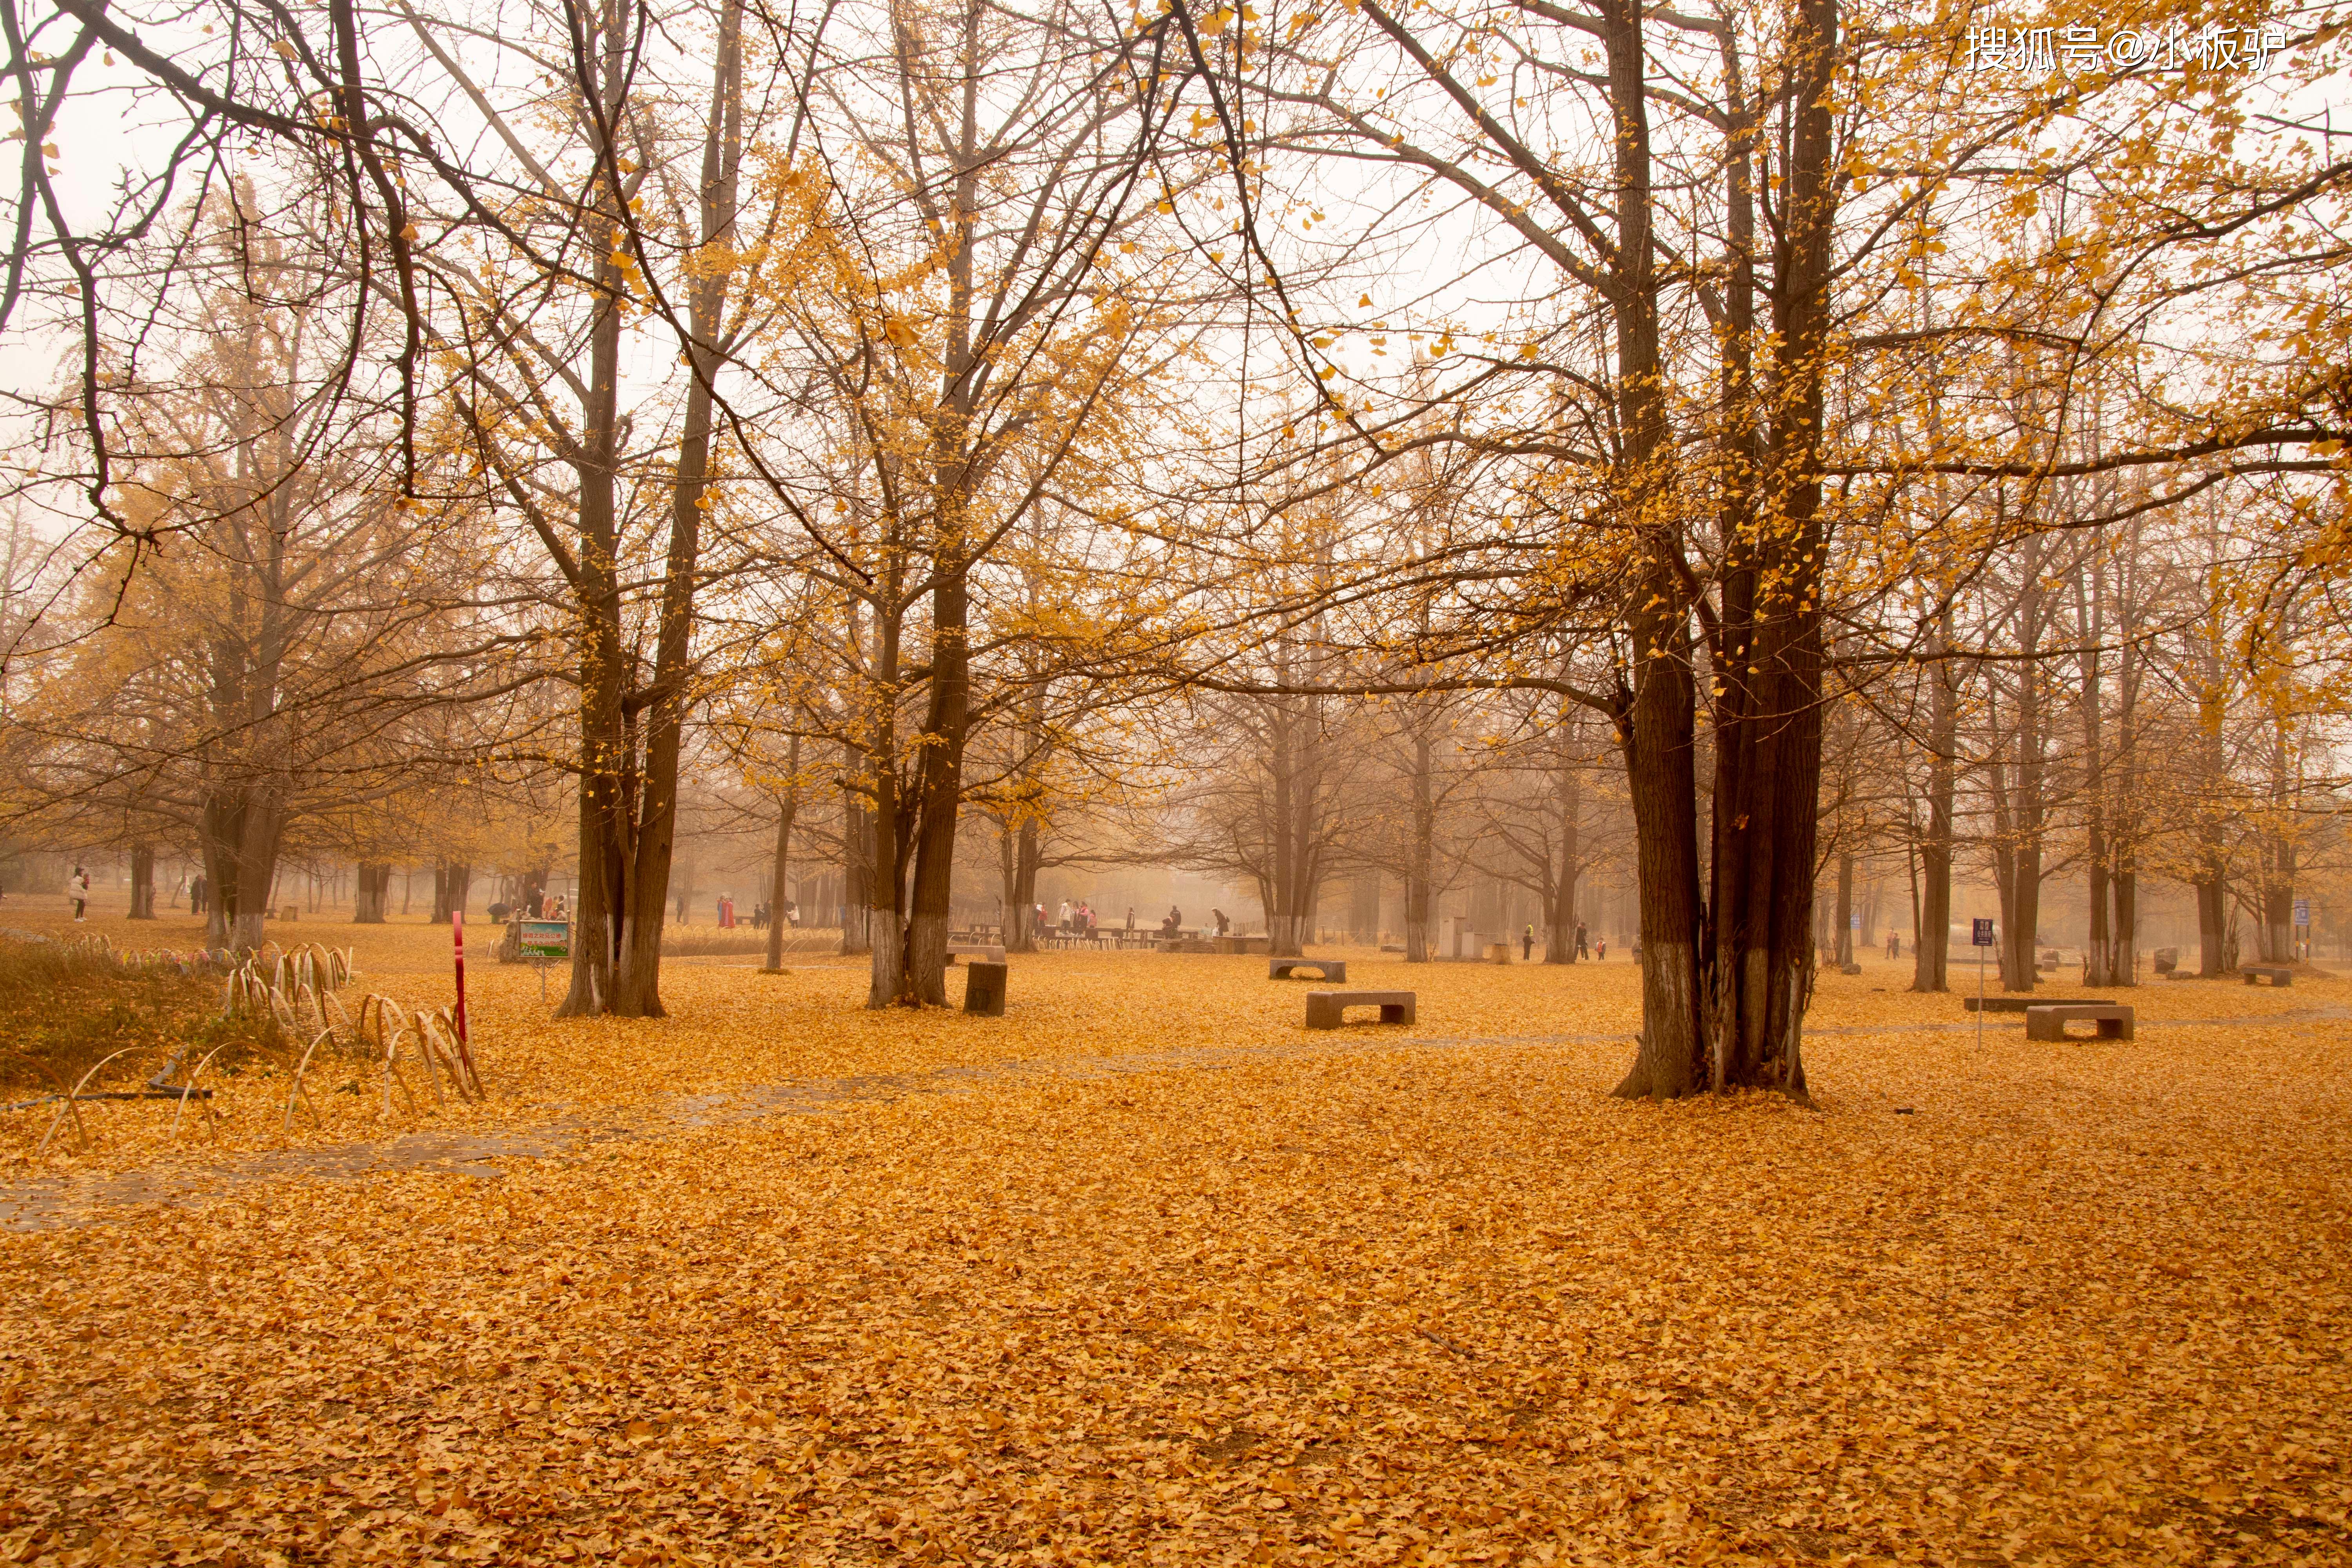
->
[1305,998,1338,1029]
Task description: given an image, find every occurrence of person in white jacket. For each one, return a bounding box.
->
[65,866,90,920]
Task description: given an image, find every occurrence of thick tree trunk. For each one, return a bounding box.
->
[1611,636,1705,1098]
[1617,0,1829,1101]
[1598,0,1711,1099]
[129,844,156,920]
[354,861,391,923]
[201,793,284,952]
[432,862,472,922]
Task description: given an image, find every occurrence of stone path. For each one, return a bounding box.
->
[5,1006,2342,1234]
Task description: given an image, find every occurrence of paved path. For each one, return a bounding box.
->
[6,1007,2343,1233]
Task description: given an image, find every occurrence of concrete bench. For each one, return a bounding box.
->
[2025,1003,2132,1042]
[1966,996,2096,1013]
[946,944,1007,965]
[1305,990,1415,1029]
[2243,965,2293,987]
[1270,957,1347,982]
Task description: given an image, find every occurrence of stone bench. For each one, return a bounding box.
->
[2243,965,2293,987]
[946,944,1007,965]
[2025,1003,2132,1042]
[1270,957,1347,982]
[1966,996,2096,1013]
[1304,990,1416,1029]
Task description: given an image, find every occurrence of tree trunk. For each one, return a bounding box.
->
[611,0,744,1018]
[1404,730,1434,962]
[841,760,874,955]
[432,862,472,922]
[1632,0,1831,1100]
[1989,534,2045,993]
[1601,0,1710,1098]
[765,752,799,973]
[129,844,156,920]
[202,799,283,951]
[904,571,972,1005]
[1545,760,1579,964]
[354,861,392,923]
[1011,819,1041,952]
[1834,853,1855,967]
[557,0,649,1022]
[1912,615,1955,991]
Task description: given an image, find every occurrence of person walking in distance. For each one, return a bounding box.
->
[1575,920,1589,959]
[1523,924,1534,960]
[66,865,90,921]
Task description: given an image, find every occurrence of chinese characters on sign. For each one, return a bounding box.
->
[1965,21,2288,74]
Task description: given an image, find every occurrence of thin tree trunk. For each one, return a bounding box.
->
[1545,759,1579,964]
[764,741,799,973]
[1405,729,1434,962]
[1912,615,1955,991]
[841,756,874,956]
[1834,853,1855,968]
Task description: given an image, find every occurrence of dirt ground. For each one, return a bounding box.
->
[1,904,2345,1566]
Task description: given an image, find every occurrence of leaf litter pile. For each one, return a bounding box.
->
[2,922,2348,1566]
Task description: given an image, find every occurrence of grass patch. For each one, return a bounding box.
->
[0,938,275,1096]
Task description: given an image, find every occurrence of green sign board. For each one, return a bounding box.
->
[518,919,571,960]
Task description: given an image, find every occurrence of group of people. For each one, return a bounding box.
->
[491,889,571,924]
[714,895,795,930]
[1036,900,1103,941]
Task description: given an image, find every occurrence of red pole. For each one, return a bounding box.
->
[452,908,471,1049]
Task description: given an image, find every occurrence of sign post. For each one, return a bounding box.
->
[517,918,572,1002]
[1972,918,1996,1047]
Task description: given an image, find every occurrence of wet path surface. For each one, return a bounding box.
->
[5,1006,2343,1232]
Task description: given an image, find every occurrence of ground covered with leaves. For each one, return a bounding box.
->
[2,909,2347,1566]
